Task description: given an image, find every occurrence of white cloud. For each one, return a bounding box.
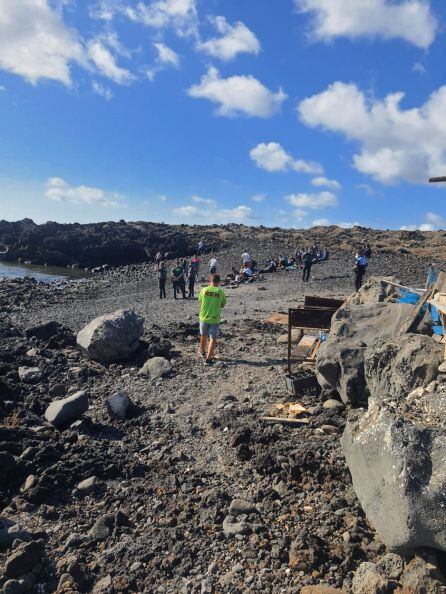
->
[154,42,180,67]
[251,193,266,202]
[0,0,85,85]
[87,40,134,84]
[250,142,323,174]
[295,0,438,49]
[45,178,123,207]
[0,85,5,92]
[298,81,446,185]
[413,61,427,75]
[188,67,286,118]
[285,191,338,209]
[197,16,261,61]
[311,176,341,189]
[356,183,375,196]
[426,212,445,227]
[338,221,360,229]
[312,218,330,226]
[420,223,435,231]
[147,42,180,81]
[92,80,114,100]
[192,195,217,206]
[125,0,198,37]
[173,201,253,222]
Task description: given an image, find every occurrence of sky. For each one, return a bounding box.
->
[1,0,446,231]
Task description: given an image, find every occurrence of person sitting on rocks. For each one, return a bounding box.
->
[198,274,227,366]
[172,261,186,299]
[240,263,254,281]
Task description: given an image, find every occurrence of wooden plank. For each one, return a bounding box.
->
[289,307,334,330]
[433,271,446,295]
[260,416,310,426]
[266,312,288,325]
[380,280,425,294]
[304,295,344,309]
[398,287,433,334]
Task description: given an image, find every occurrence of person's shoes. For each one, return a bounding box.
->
[204,358,214,367]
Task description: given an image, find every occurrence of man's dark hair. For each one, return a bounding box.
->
[210,274,220,284]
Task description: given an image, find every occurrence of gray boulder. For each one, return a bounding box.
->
[341,384,446,553]
[316,302,412,404]
[77,309,144,363]
[345,276,399,306]
[365,334,442,399]
[139,357,173,379]
[44,390,89,428]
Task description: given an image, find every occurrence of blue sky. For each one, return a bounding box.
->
[1,0,446,230]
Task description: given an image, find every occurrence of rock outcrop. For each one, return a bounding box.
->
[77,309,144,363]
[341,377,446,553]
[316,302,413,404]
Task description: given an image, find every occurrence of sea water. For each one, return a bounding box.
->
[0,261,87,283]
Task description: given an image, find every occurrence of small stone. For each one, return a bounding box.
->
[106,391,130,420]
[44,390,89,428]
[130,561,142,572]
[208,562,218,575]
[49,383,66,397]
[222,515,249,537]
[26,348,38,357]
[139,357,173,379]
[229,499,257,516]
[376,553,404,580]
[323,399,345,410]
[2,579,23,594]
[18,367,41,383]
[352,561,388,594]
[321,424,338,435]
[438,361,446,374]
[76,476,98,494]
[20,475,36,493]
[5,540,45,578]
[93,574,112,593]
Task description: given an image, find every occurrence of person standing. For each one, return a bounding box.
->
[190,254,200,276]
[158,261,167,299]
[209,256,219,275]
[198,274,227,366]
[354,252,368,291]
[155,251,163,269]
[302,251,315,282]
[181,258,189,278]
[187,268,196,299]
[172,260,186,299]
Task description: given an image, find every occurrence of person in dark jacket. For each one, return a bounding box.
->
[354,252,368,291]
[172,261,186,299]
[158,261,167,299]
[302,251,315,282]
[187,268,196,299]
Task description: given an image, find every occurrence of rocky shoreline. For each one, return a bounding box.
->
[1,247,446,593]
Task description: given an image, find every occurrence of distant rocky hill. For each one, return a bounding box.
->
[0,218,445,268]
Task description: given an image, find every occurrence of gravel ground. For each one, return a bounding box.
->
[1,246,444,594]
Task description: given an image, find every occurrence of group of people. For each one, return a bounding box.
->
[156,254,201,300]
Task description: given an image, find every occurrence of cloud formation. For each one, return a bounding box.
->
[285,191,338,209]
[0,0,85,85]
[295,0,438,48]
[311,176,341,189]
[45,178,123,207]
[197,16,261,61]
[250,142,323,174]
[298,81,446,184]
[188,68,286,118]
[173,200,253,222]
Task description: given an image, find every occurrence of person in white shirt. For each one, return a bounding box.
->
[209,257,219,274]
[241,251,251,265]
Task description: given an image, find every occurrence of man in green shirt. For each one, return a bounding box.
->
[198,274,227,366]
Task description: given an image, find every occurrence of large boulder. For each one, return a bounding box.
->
[44,391,89,428]
[346,276,399,306]
[316,302,413,404]
[365,334,442,399]
[77,309,144,363]
[341,382,446,553]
